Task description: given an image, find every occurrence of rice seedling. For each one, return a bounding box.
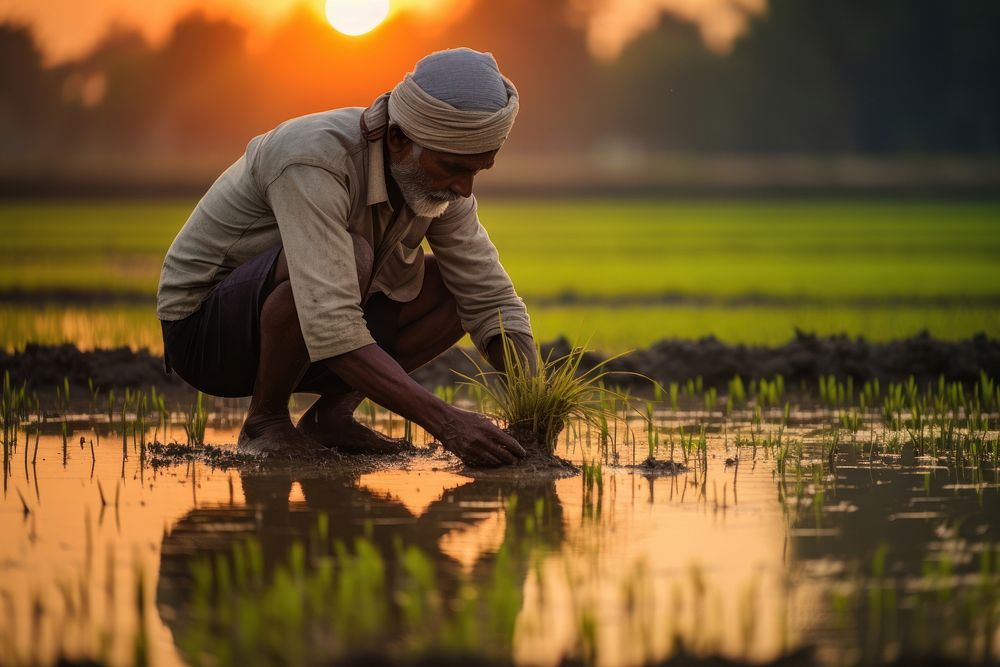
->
[184,392,208,448]
[106,389,116,423]
[727,376,746,406]
[645,401,658,461]
[150,386,169,443]
[581,460,603,519]
[457,330,635,461]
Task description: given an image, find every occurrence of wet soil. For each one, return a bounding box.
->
[417,330,1000,394]
[498,423,578,475]
[3,331,998,405]
[145,437,576,479]
[145,440,435,476]
[631,456,687,475]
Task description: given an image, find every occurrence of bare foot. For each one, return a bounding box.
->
[296,392,412,455]
[238,412,325,457]
[298,412,412,455]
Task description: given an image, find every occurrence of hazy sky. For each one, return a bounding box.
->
[0,0,764,63]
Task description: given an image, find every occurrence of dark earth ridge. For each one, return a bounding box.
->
[2,330,997,404]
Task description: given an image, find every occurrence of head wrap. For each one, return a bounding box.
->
[361,48,519,155]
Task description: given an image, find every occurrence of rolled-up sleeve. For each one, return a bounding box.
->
[426,195,532,356]
[266,164,374,362]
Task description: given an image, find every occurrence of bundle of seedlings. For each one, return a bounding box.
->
[459,331,631,472]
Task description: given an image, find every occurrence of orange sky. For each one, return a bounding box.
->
[1,0,763,63]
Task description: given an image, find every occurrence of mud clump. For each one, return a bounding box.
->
[500,422,578,474]
[0,342,188,406]
[634,457,686,475]
[3,331,998,403]
[416,331,1000,392]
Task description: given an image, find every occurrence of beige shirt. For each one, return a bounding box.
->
[156,108,531,363]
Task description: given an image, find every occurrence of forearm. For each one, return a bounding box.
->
[485,331,538,375]
[324,343,453,434]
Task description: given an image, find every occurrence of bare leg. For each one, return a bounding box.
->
[297,255,465,453]
[238,250,323,455]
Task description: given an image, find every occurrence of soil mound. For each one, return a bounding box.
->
[498,424,578,474]
[3,332,997,399]
[414,330,1000,392]
[0,343,183,392]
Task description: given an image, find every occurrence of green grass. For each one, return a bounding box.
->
[528,303,1000,350]
[1,198,998,351]
[3,303,995,354]
[3,199,999,299]
[480,200,1000,300]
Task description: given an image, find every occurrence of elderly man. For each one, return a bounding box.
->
[156,48,533,467]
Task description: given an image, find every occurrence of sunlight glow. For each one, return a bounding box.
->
[324,0,390,36]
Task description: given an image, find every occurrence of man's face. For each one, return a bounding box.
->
[387,127,498,218]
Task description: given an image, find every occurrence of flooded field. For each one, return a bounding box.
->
[1,193,997,667]
[2,377,997,666]
[2,199,999,353]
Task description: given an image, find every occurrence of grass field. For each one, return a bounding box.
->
[1,198,998,352]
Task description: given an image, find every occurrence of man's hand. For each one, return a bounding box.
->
[324,343,525,468]
[437,409,526,468]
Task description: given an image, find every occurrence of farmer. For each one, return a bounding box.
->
[156,48,534,467]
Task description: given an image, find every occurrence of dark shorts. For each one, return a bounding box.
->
[161,245,403,398]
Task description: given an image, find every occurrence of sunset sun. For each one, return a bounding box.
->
[325,0,391,36]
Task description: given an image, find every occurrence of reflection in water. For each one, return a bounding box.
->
[0,410,997,666]
[787,461,1000,664]
[157,464,566,662]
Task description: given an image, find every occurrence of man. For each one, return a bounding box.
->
[156,48,534,467]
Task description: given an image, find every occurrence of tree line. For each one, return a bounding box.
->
[1,0,997,173]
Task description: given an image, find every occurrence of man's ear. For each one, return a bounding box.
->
[386,124,412,157]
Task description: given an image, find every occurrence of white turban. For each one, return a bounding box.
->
[361,48,519,155]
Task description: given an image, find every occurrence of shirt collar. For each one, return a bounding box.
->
[366,137,390,208]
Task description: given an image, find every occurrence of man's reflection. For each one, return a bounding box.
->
[157,467,565,658]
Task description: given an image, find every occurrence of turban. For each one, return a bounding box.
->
[361,48,519,155]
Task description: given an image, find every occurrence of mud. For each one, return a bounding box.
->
[500,423,578,474]
[3,331,998,403]
[145,440,437,475]
[632,457,687,475]
[415,330,1000,393]
[0,342,187,398]
[145,432,580,479]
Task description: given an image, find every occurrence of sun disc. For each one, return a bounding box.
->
[325,0,391,36]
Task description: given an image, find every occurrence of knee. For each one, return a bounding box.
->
[352,233,373,295]
[261,281,298,328]
[272,249,290,285]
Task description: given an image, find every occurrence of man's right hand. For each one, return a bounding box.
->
[436,409,526,468]
[323,344,526,468]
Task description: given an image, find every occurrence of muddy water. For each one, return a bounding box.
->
[0,409,997,666]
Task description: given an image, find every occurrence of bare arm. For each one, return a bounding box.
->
[324,343,526,467]
[485,331,539,376]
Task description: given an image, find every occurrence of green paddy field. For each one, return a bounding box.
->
[1,198,998,352]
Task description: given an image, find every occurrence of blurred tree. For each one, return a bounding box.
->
[46,25,154,154]
[148,11,255,153]
[596,14,729,151]
[712,0,1000,153]
[2,0,1000,187]
[0,23,51,154]
[441,0,600,150]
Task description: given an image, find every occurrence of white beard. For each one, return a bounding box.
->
[389,145,460,218]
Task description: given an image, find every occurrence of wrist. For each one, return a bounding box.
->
[421,395,458,437]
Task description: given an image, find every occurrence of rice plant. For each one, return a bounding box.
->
[184,392,208,448]
[457,330,635,456]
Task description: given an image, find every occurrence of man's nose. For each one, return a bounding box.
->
[450,173,474,198]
